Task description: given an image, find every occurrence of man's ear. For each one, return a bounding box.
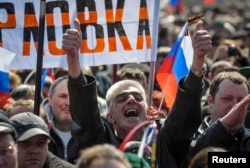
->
[207,94,213,105]
[106,113,114,123]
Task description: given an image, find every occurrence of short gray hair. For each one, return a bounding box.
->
[49,75,68,97]
[106,79,146,111]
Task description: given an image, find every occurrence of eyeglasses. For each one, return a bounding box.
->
[0,145,15,158]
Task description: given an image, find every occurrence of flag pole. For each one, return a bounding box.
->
[146,0,160,106]
[34,0,46,116]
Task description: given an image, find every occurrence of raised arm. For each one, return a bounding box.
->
[187,94,250,158]
[190,20,211,77]
[183,20,212,89]
[157,20,212,168]
[62,19,107,149]
[62,18,82,78]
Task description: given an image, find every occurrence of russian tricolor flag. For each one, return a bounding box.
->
[156,22,193,109]
[0,47,16,107]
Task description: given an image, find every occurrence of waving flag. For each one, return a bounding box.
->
[156,22,193,109]
[0,47,16,107]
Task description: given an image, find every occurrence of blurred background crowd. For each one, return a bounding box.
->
[1,0,250,167]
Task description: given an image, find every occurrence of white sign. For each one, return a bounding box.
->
[0,0,160,69]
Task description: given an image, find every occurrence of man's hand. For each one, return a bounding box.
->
[191,20,212,71]
[146,106,167,120]
[62,18,82,78]
[220,94,250,134]
[62,18,82,58]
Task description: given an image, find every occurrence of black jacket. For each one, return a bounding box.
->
[185,116,250,166]
[157,72,204,168]
[44,151,75,168]
[69,74,120,150]
[49,128,79,164]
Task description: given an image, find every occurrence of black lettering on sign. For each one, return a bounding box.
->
[77,0,105,53]
[0,2,16,47]
[105,0,132,52]
[23,3,39,56]
[46,1,70,55]
[137,0,151,49]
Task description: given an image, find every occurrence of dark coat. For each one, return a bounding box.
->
[184,116,250,167]
[157,72,203,168]
[49,128,79,164]
[69,74,120,149]
[44,151,75,168]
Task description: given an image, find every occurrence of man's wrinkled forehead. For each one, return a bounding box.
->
[114,86,143,98]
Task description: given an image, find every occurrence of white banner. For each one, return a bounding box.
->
[0,0,160,70]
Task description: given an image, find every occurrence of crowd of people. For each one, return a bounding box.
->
[1,1,250,168]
